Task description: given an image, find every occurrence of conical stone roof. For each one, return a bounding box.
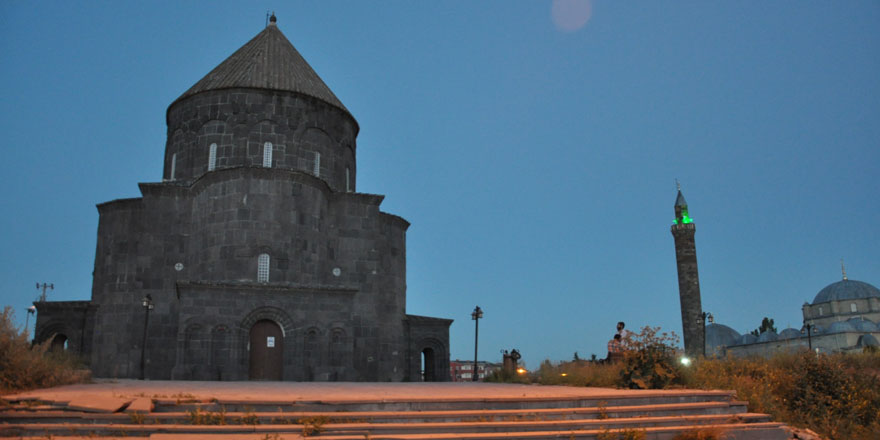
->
[675,190,688,207]
[173,17,349,115]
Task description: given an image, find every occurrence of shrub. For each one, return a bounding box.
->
[683,351,880,440]
[671,428,724,440]
[618,326,681,389]
[533,359,621,388]
[0,306,89,393]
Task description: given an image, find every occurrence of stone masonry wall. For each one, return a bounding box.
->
[671,223,705,357]
[90,165,411,380]
[163,89,357,193]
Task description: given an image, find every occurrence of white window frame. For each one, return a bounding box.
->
[170,153,177,180]
[257,253,270,282]
[263,142,273,167]
[208,143,217,171]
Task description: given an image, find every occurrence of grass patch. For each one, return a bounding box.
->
[0,306,90,393]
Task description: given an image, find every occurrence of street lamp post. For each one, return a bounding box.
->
[25,305,36,341]
[697,312,713,357]
[139,294,154,380]
[471,306,483,382]
[801,322,813,351]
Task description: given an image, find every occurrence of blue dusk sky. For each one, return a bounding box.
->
[1,1,878,366]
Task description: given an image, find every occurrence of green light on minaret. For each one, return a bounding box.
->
[673,208,693,225]
[673,185,693,224]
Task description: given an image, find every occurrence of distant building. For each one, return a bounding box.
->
[708,276,880,357]
[670,189,879,357]
[32,15,451,382]
[449,360,501,382]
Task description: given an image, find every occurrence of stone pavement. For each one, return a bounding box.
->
[4,379,736,407]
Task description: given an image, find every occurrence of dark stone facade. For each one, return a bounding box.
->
[34,19,451,381]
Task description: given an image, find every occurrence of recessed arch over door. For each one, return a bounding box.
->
[50,334,68,352]
[249,319,283,380]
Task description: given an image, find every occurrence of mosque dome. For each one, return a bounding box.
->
[706,323,741,348]
[846,317,879,333]
[857,334,879,348]
[779,328,801,340]
[740,334,757,345]
[756,331,779,343]
[812,279,880,304]
[829,321,857,334]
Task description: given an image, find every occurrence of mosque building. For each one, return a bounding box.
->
[671,189,880,357]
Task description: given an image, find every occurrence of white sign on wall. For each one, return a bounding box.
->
[267,336,275,348]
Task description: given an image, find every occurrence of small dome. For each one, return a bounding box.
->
[779,328,801,340]
[757,331,779,343]
[812,279,880,304]
[829,321,857,334]
[740,334,758,345]
[857,334,879,347]
[847,317,879,332]
[706,323,741,349]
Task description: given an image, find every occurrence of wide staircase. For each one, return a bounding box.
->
[1,388,791,439]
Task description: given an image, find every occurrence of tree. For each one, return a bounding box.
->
[750,317,777,337]
[573,351,580,361]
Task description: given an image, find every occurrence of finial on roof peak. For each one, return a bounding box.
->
[269,12,277,26]
[675,178,681,192]
[841,258,848,280]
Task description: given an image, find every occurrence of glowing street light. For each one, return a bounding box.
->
[25,305,36,341]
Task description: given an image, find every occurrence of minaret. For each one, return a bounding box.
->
[670,184,704,356]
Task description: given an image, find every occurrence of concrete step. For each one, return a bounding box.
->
[1,383,792,439]
[0,413,776,437]
[148,390,738,413]
[0,421,791,440]
[0,400,749,425]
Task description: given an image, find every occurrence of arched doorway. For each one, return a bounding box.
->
[249,320,283,380]
[50,334,68,352]
[421,347,435,382]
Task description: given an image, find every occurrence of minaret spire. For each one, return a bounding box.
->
[841,258,848,281]
[670,184,704,357]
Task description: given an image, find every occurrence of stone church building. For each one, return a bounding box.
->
[34,16,452,381]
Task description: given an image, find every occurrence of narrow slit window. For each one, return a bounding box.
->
[257,253,270,282]
[263,142,273,167]
[313,152,321,177]
[345,167,351,192]
[208,143,217,171]
[170,153,177,180]
[850,303,857,313]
